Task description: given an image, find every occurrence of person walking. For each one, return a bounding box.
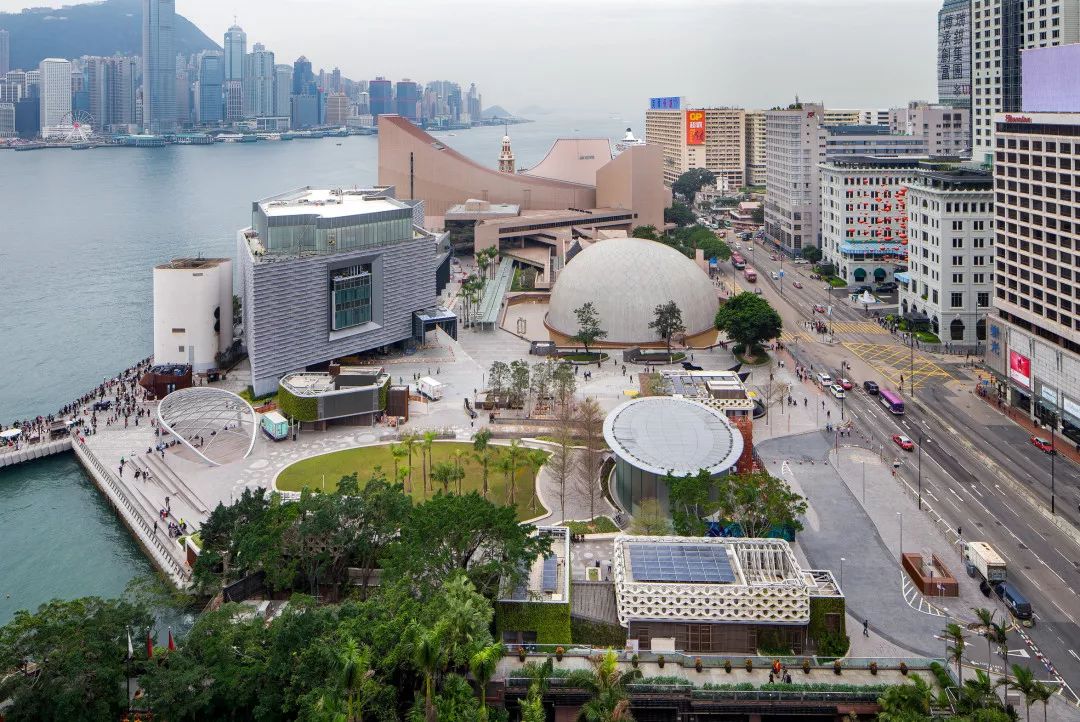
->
[863,619,870,637]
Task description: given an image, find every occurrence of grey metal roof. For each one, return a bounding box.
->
[602,397,743,477]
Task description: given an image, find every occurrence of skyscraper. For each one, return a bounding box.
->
[0,29,10,76]
[86,56,138,132]
[292,56,314,96]
[273,64,292,118]
[223,24,246,82]
[324,91,349,126]
[368,77,393,118]
[196,51,223,125]
[245,43,275,118]
[764,103,826,255]
[937,0,971,113]
[38,58,72,137]
[394,79,420,120]
[141,0,176,133]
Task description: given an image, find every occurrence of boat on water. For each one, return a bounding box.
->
[614,127,646,155]
[216,133,257,143]
[70,142,95,150]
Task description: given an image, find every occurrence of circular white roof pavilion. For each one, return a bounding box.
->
[157,387,257,466]
[603,396,743,477]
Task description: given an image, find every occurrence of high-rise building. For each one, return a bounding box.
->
[394,79,420,120]
[0,80,20,103]
[968,0,1080,163]
[38,57,72,137]
[889,102,970,157]
[175,66,191,127]
[0,102,14,137]
[823,108,890,126]
[356,91,370,116]
[0,29,9,76]
[897,166,993,346]
[196,51,223,125]
[223,23,246,82]
[938,0,971,118]
[645,106,746,190]
[324,91,349,126]
[330,67,342,93]
[86,56,138,132]
[290,93,318,129]
[244,43,275,118]
[819,156,924,284]
[744,110,767,187]
[988,111,1080,441]
[141,0,176,133]
[292,56,314,96]
[24,69,39,98]
[466,83,481,123]
[273,63,292,118]
[764,103,826,255]
[224,79,244,122]
[368,77,393,118]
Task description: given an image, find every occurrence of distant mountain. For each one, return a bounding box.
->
[481,105,518,120]
[0,0,219,71]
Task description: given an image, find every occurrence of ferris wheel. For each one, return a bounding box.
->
[62,111,95,143]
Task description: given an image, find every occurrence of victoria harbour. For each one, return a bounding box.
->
[0,114,627,624]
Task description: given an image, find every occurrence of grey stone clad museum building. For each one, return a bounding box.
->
[238,186,451,396]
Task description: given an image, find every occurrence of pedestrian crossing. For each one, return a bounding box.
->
[780,331,813,344]
[829,321,890,335]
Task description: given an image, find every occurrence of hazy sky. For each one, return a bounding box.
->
[0,0,942,115]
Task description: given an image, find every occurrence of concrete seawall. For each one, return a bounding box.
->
[0,438,73,469]
[70,437,192,589]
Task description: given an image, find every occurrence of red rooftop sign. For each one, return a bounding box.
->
[1004,115,1032,123]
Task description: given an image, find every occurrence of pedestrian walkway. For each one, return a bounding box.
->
[830,321,890,336]
[843,341,952,389]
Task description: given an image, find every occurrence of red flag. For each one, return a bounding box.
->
[167,627,176,652]
[146,630,153,659]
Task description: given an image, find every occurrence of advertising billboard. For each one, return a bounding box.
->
[686,110,705,146]
[649,97,681,110]
[1008,350,1031,389]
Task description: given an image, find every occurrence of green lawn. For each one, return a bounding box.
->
[275,441,548,520]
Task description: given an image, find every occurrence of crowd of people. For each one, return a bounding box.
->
[2,357,153,452]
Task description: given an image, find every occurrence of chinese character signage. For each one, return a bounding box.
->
[1008,350,1031,389]
[686,110,705,145]
[938,6,970,103]
[649,97,681,110]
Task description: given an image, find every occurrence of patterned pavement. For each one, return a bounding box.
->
[842,342,953,390]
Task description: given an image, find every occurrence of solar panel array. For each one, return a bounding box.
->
[628,543,736,584]
[541,555,558,593]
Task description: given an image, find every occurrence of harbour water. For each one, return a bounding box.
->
[0,112,630,623]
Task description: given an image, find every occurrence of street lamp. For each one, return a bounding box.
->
[840,557,845,587]
[897,511,903,555]
[917,434,931,511]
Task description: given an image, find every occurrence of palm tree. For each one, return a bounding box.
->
[422,430,438,494]
[1004,664,1038,722]
[452,449,468,494]
[524,448,548,512]
[473,430,493,498]
[577,648,642,722]
[989,621,1010,674]
[413,628,446,722]
[338,637,377,722]
[1031,680,1054,722]
[401,433,418,493]
[877,675,933,719]
[944,622,967,687]
[390,443,408,488]
[962,669,996,711]
[469,642,504,721]
[496,454,517,507]
[973,607,997,674]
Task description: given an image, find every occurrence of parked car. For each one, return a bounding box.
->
[876,282,898,292]
[792,281,803,289]
[1030,436,1056,454]
[813,303,827,313]
[829,384,846,399]
[771,271,779,280]
[770,254,778,261]
[793,258,809,264]
[854,284,873,294]
[892,433,914,451]
[863,380,880,395]
[995,581,1034,625]
[839,378,853,390]
[754,288,763,295]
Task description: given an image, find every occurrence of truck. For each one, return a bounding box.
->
[417,376,445,401]
[964,541,1007,584]
[261,410,290,441]
[743,267,758,283]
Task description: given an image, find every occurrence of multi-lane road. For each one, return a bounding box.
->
[733,233,1080,697]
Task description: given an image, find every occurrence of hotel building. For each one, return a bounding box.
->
[645,106,747,190]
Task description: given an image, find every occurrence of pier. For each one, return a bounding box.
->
[0,437,72,469]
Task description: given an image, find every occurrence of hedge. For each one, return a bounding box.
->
[378,376,391,411]
[277,386,318,422]
[808,596,848,654]
[495,601,571,645]
[571,616,627,648]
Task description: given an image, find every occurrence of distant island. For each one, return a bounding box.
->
[0,0,218,70]
[482,105,525,121]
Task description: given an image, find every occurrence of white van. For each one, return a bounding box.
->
[816,372,833,387]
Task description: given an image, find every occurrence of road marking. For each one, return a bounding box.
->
[950,487,965,501]
[1009,648,1031,658]
[971,484,984,497]
[1024,522,1048,542]
[926,489,939,502]
[1070,650,1080,663]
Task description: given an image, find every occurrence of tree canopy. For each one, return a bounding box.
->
[800,245,823,264]
[664,469,806,538]
[572,302,608,354]
[672,168,717,200]
[664,201,697,228]
[714,292,783,353]
[649,300,685,357]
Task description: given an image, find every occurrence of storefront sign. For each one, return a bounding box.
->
[1009,350,1031,389]
[1004,114,1032,123]
[1041,385,1058,406]
[686,110,705,145]
[1064,396,1080,421]
[650,97,681,110]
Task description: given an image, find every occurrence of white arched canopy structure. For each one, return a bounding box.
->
[157,387,257,466]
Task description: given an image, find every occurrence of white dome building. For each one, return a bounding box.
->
[546,238,719,345]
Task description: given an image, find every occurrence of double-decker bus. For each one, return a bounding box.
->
[731,252,747,270]
[879,388,905,415]
[743,267,758,283]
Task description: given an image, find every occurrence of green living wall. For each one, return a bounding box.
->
[495,602,572,645]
